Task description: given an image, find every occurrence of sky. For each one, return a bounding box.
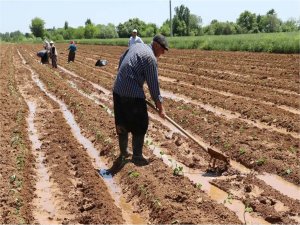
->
[0,0,299,33]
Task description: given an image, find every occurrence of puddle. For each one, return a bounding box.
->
[146,137,269,225]
[26,101,58,223]
[257,173,300,201]
[18,54,146,224]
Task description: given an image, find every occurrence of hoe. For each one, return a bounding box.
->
[146,100,230,169]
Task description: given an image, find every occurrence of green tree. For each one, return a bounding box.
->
[85,18,92,26]
[64,21,69,30]
[173,4,190,36]
[189,14,202,36]
[117,18,147,38]
[159,20,171,36]
[237,10,257,33]
[281,18,299,32]
[258,9,281,32]
[74,26,85,39]
[84,24,96,38]
[30,17,45,38]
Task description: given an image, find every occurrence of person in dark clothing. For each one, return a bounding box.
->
[113,34,168,166]
[67,41,77,63]
[49,41,58,68]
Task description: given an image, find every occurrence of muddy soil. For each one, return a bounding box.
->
[0,43,299,224]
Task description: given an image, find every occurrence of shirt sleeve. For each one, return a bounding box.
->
[144,56,161,102]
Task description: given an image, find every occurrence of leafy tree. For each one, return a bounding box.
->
[85,18,92,26]
[30,17,45,38]
[64,21,69,30]
[281,18,299,32]
[96,23,118,39]
[84,24,96,38]
[237,10,257,33]
[258,9,281,32]
[173,4,190,36]
[74,26,85,39]
[159,20,171,36]
[189,14,202,36]
[117,18,147,38]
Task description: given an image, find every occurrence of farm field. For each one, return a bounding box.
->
[0,43,299,224]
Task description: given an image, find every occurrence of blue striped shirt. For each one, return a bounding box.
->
[113,43,161,102]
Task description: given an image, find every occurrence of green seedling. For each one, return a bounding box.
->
[245,206,253,213]
[224,193,233,204]
[145,139,153,146]
[152,198,162,208]
[288,146,297,154]
[10,175,16,183]
[195,183,202,189]
[239,147,246,155]
[95,130,103,142]
[255,158,266,166]
[285,168,292,175]
[173,164,184,176]
[159,151,165,158]
[224,142,231,150]
[128,170,140,178]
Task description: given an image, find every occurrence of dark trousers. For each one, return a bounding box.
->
[113,92,148,157]
[68,51,75,62]
[51,55,57,68]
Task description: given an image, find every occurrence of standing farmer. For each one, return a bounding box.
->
[49,41,58,68]
[67,41,77,63]
[128,29,144,47]
[113,34,168,166]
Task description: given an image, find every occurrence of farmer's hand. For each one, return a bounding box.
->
[155,101,165,119]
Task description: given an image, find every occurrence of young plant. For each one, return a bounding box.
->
[224,193,233,204]
[173,164,184,176]
[239,147,246,155]
[255,158,266,166]
[128,170,140,178]
[195,183,202,189]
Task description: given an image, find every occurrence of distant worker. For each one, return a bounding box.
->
[67,40,77,63]
[113,34,168,166]
[128,29,144,47]
[49,41,58,68]
[39,40,50,64]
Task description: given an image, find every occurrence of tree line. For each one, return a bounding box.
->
[0,5,299,42]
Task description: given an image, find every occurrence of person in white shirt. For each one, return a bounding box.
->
[128,29,144,47]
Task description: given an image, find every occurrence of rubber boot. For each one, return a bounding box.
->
[132,134,148,165]
[118,132,130,158]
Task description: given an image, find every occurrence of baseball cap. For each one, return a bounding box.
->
[153,34,169,50]
[132,29,137,33]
